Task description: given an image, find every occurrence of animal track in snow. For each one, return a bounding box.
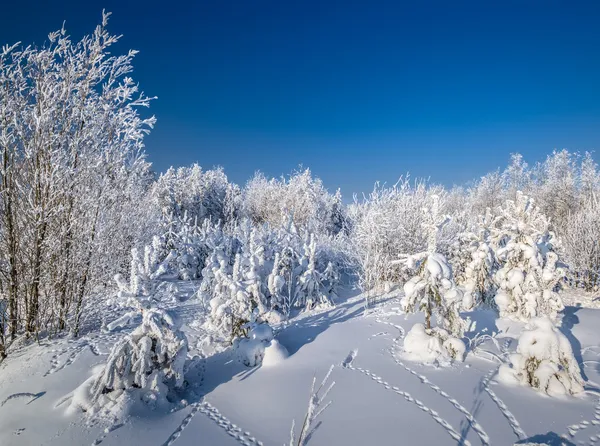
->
[564,397,600,445]
[162,400,263,446]
[342,357,469,445]
[389,342,490,446]
[44,342,89,377]
[91,422,124,445]
[480,367,527,441]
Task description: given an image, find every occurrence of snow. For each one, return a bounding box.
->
[262,340,289,367]
[1,285,600,446]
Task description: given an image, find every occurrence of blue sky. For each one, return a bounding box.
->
[1,1,599,195]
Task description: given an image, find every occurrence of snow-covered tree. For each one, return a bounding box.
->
[89,308,188,410]
[267,253,286,311]
[399,195,466,337]
[498,317,584,396]
[243,168,346,235]
[492,192,565,320]
[296,234,332,309]
[460,210,499,309]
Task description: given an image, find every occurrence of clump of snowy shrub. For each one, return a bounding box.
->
[492,192,565,320]
[243,168,347,235]
[84,308,188,413]
[561,194,600,292]
[403,323,465,364]
[498,317,584,396]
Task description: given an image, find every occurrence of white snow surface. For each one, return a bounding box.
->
[1,281,600,446]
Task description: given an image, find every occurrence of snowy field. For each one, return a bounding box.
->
[1,283,599,446]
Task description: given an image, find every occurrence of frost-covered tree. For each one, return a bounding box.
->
[243,168,346,235]
[498,317,584,396]
[152,164,232,225]
[561,196,600,291]
[349,178,439,293]
[0,11,156,342]
[492,192,565,320]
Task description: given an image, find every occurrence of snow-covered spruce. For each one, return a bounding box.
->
[295,234,334,310]
[492,192,565,320]
[398,195,467,363]
[498,317,584,396]
[107,244,177,332]
[75,308,188,415]
[459,209,499,310]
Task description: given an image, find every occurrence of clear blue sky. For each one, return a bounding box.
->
[1,1,599,195]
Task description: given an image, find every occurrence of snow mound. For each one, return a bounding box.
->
[249,323,274,343]
[234,322,275,367]
[403,323,465,365]
[262,340,289,367]
[498,316,585,396]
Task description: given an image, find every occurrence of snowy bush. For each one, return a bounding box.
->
[85,308,188,413]
[498,317,584,396]
[403,323,465,364]
[492,192,565,320]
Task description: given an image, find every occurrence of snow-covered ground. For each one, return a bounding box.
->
[1,284,600,446]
